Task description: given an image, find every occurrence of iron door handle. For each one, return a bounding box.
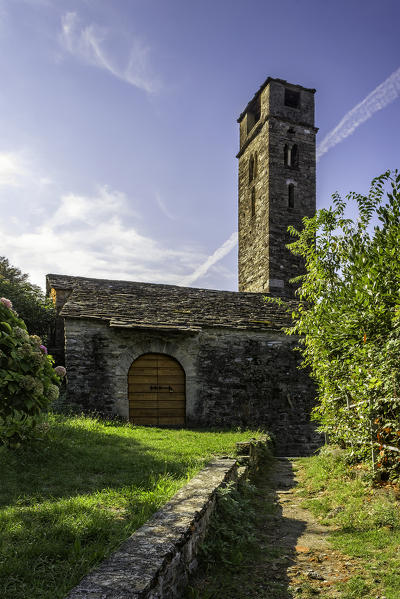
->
[149,385,174,392]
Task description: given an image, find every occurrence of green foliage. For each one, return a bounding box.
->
[298,450,400,598]
[0,300,61,446]
[299,447,400,531]
[199,480,257,568]
[0,415,260,599]
[283,170,400,478]
[0,257,55,340]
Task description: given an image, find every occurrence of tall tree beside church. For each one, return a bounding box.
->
[283,170,400,478]
[0,257,55,341]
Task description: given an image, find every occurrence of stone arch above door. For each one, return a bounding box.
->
[128,353,186,426]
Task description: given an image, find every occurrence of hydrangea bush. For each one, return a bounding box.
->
[0,297,65,447]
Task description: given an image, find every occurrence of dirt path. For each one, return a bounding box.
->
[187,457,369,599]
[263,458,364,598]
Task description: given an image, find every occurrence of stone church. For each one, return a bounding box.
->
[48,77,320,455]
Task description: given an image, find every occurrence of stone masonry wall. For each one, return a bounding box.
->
[238,79,317,297]
[238,115,270,293]
[267,81,316,294]
[64,319,320,455]
[193,328,319,456]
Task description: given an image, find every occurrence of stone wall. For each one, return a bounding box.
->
[238,112,270,293]
[267,82,317,294]
[238,78,317,297]
[65,439,270,599]
[47,287,73,365]
[64,319,320,455]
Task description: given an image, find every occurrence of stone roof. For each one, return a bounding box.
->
[46,274,295,333]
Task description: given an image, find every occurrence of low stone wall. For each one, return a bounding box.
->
[65,438,270,599]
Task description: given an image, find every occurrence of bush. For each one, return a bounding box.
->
[282,170,400,479]
[0,297,65,447]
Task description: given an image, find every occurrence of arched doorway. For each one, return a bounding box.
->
[128,353,186,426]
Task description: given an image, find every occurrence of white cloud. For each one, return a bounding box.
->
[178,232,238,287]
[155,192,177,221]
[0,152,29,186]
[317,66,400,161]
[46,187,126,228]
[0,150,54,191]
[60,12,160,94]
[1,185,202,290]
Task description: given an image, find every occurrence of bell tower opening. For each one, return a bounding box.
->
[237,77,318,297]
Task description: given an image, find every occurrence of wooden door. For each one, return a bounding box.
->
[128,353,185,426]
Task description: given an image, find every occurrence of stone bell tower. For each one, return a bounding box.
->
[237,78,317,297]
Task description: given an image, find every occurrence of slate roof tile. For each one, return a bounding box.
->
[46,274,295,332]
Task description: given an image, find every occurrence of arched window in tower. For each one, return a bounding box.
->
[284,144,290,166]
[291,144,299,168]
[254,152,258,178]
[251,187,256,217]
[249,155,255,183]
[288,184,295,209]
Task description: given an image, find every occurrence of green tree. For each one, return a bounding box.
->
[281,170,400,478]
[0,257,55,341]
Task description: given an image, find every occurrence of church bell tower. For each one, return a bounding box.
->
[237,78,317,297]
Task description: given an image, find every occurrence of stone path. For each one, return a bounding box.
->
[187,457,371,598]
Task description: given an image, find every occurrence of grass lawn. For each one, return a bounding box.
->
[0,413,260,599]
[297,447,400,599]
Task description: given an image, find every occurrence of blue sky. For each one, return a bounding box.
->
[0,0,399,291]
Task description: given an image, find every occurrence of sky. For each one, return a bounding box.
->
[0,0,399,291]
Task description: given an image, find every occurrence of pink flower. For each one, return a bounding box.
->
[54,366,66,378]
[0,297,12,309]
[39,345,48,354]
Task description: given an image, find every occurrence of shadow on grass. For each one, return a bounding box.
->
[187,458,308,599]
[0,418,234,507]
[0,416,257,599]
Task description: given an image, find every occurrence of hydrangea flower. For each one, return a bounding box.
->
[34,380,44,396]
[30,353,45,368]
[22,375,36,391]
[16,344,33,359]
[54,366,67,378]
[47,384,60,401]
[39,345,47,354]
[14,327,29,341]
[0,297,12,309]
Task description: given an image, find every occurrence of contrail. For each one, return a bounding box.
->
[178,231,238,287]
[317,66,400,161]
[182,67,400,286]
